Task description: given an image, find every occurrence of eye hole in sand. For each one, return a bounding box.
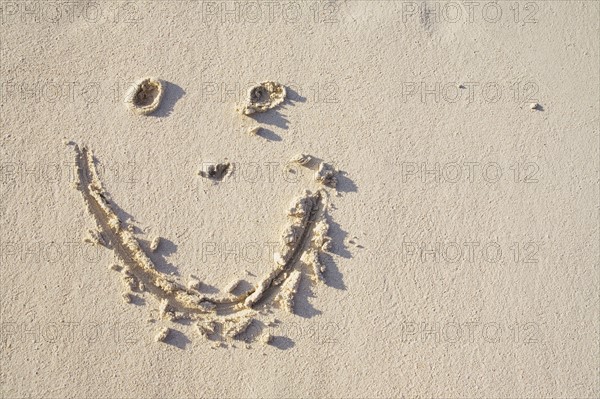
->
[250,86,269,103]
[124,77,164,115]
[238,81,286,115]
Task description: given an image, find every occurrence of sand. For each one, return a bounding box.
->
[1,1,599,398]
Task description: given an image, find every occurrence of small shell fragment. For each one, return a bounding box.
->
[530,102,540,110]
[238,81,286,115]
[124,77,164,115]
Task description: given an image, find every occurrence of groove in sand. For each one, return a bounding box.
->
[74,145,332,341]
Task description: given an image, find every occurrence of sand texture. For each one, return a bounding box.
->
[1,1,599,398]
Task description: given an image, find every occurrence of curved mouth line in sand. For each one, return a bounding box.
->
[73,144,334,344]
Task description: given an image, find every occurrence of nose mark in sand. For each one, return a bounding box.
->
[124,77,164,115]
[199,162,231,181]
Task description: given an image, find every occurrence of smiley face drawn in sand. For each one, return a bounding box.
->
[75,82,343,347]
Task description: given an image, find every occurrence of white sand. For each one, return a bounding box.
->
[0,1,598,398]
